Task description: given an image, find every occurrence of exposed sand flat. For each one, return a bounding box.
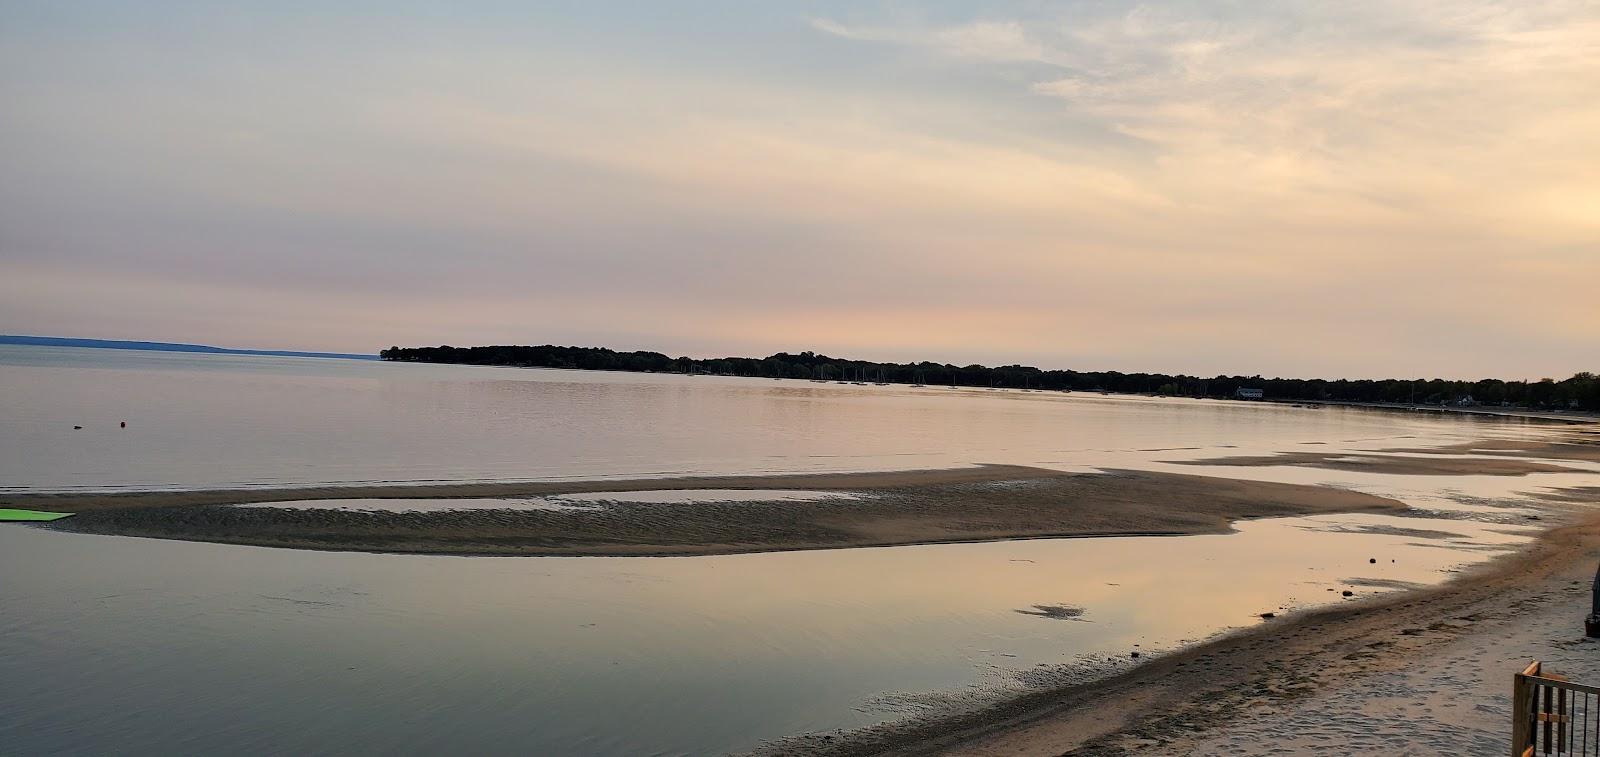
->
[1174,450,1583,476]
[31,467,1407,557]
[1380,438,1600,464]
[771,505,1600,756]
[4,464,1061,512]
[1539,486,1600,505]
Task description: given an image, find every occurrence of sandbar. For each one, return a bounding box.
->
[18,465,1409,557]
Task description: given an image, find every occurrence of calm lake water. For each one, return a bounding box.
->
[0,512,1543,755]
[1,345,1594,755]
[0,345,1560,492]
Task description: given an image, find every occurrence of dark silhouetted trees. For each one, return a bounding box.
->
[377,345,1600,411]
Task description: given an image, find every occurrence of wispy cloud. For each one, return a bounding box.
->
[1,3,1595,375]
[813,2,1600,244]
[810,17,1055,64]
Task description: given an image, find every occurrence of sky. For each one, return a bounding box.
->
[1,1,1596,379]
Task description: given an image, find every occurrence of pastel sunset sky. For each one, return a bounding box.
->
[2,2,1596,377]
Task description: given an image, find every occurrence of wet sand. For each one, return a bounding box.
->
[767,502,1600,756]
[1174,450,1584,476]
[22,466,1408,557]
[1178,433,1600,476]
[1153,527,1600,753]
[3,465,1057,511]
[1379,437,1600,464]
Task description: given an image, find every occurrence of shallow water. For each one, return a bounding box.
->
[0,345,1561,493]
[3,346,1596,754]
[0,510,1536,756]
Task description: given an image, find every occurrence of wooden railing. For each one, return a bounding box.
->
[1516,661,1600,756]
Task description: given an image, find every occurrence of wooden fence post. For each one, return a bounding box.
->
[1514,661,1540,756]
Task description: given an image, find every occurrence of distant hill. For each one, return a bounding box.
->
[0,335,377,360]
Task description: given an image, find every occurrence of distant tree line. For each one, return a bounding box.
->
[379,345,1600,411]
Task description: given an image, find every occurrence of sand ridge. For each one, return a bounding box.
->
[30,466,1408,557]
[1379,438,1600,464]
[1173,450,1584,476]
[1176,434,1600,476]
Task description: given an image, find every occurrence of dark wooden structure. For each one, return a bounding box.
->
[1515,661,1600,756]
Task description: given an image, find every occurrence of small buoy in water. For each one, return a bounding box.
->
[72,425,82,430]
[120,421,126,428]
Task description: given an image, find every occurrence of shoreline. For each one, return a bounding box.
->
[30,465,1410,557]
[768,493,1600,755]
[372,349,1600,426]
[1283,399,1600,425]
[11,425,1599,751]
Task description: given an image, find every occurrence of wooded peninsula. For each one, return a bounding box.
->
[380,344,1599,411]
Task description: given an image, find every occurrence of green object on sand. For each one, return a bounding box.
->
[0,509,74,522]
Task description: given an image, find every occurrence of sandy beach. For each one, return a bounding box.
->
[24,465,1406,556]
[763,493,1600,755]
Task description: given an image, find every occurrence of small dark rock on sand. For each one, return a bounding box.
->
[1342,590,1355,597]
[1259,612,1276,619]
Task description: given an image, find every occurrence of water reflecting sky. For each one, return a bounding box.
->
[2,346,1593,754]
[0,345,1558,492]
[0,510,1538,756]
